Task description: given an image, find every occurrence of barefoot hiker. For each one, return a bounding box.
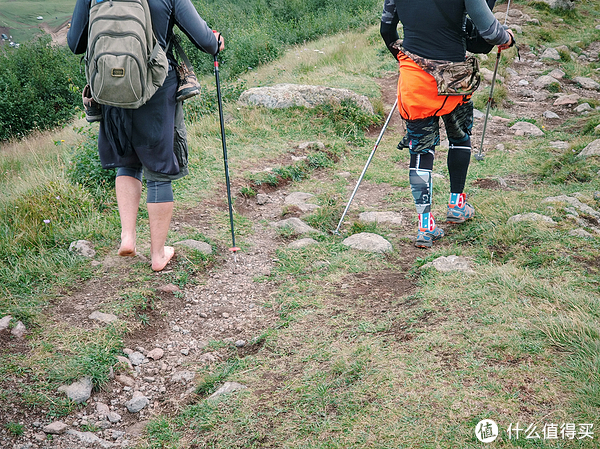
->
[380,0,514,248]
[67,0,224,271]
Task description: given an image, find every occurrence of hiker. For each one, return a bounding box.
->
[67,0,224,271]
[380,0,514,248]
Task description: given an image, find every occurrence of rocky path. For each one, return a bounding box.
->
[3,4,600,448]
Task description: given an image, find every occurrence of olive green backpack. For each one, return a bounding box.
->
[86,0,169,109]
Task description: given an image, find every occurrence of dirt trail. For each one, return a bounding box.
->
[2,5,600,446]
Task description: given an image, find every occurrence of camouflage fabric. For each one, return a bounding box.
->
[401,47,481,96]
[398,101,473,155]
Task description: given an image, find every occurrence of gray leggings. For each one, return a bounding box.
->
[116,167,173,203]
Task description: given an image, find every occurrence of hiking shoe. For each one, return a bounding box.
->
[415,225,444,248]
[446,201,475,224]
[82,84,102,122]
[176,64,200,102]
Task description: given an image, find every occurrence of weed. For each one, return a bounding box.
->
[5,422,25,437]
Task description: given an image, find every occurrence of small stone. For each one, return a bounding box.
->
[115,375,135,387]
[115,356,134,372]
[543,110,560,119]
[171,370,196,383]
[57,377,93,404]
[96,402,110,417]
[107,412,122,423]
[288,238,318,249]
[0,315,12,333]
[157,284,180,293]
[125,392,149,413]
[10,321,26,338]
[147,348,164,360]
[222,312,230,319]
[128,351,146,366]
[235,340,246,347]
[89,311,118,324]
[43,421,69,435]
[208,382,248,400]
[342,233,393,253]
[69,240,96,258]
[256,193,270,205]
[180,348,190,356]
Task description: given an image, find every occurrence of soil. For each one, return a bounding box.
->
[2,5,600,448]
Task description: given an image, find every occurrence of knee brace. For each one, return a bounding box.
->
[409,151,434,214]
[146,180,173,203]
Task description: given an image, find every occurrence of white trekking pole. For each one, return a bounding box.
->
[333,98,398,235]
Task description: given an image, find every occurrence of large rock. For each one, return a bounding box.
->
[539,0,574,9]
[507,213,556,225]
[542,195,600,219]
[510,122,544,137]
[270,218,322,235]
[58,377,93,404]
[540,48,561,60]
[577,139,600,158]
[238,84,374,114]
[342,233,392,253]
[553,94,579,107]
[573,76,600,90]
[284,192,320,213]
[421,255,474,273]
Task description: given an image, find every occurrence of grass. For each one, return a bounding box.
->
[2,2,600,447]
[0,0,74,44]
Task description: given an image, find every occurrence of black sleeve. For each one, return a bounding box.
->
[380,0,400,59]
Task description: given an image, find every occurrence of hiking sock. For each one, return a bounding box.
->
[448,192,466,208]
[447,136,471,194]
[409,151,435,230]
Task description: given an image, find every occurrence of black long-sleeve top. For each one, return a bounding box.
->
[380,0,510,62]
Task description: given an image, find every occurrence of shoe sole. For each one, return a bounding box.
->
[176,88,200,102]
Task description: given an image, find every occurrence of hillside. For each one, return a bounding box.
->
[1,1,600,448]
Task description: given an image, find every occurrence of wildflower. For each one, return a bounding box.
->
[43,219,51,224]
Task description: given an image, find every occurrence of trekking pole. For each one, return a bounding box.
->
[214,43,240,260]
[476,0,511,161]
[333,98,398,235]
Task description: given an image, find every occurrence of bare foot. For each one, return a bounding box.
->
[151,246,175,272]
[118,242,136,257]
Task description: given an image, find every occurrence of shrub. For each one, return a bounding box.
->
[0,35,85,140]
[66,126,116,205]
